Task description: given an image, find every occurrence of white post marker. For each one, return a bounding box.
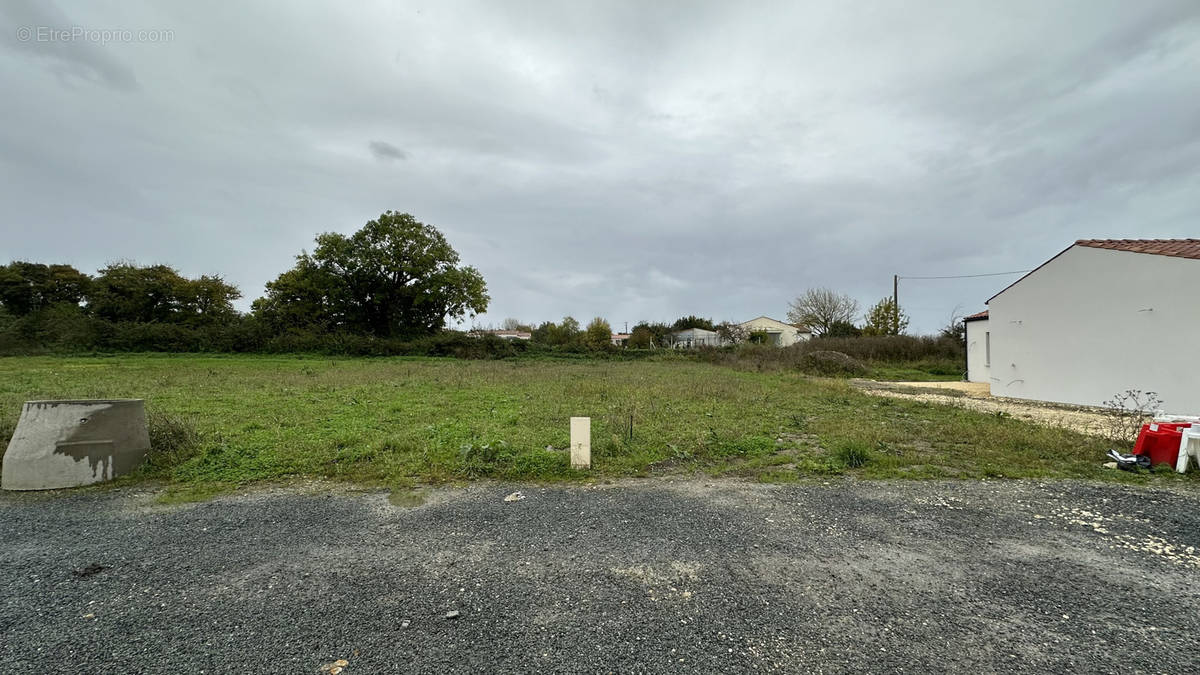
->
[570,416,591,469]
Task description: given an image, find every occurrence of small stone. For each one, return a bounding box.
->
[503,491,525,503]
[401,619,411,629]
[334,660,349,667]
[330,668,343,675]
[445,610,461,619]
[72,563,107,578]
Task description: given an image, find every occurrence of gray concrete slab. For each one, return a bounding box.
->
[1,400,150,491]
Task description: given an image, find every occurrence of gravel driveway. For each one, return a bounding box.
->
[2,479,1198,673]
[854,380,1117,437]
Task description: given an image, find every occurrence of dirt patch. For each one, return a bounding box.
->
[387,488,428,508]
[853,380,1115,437]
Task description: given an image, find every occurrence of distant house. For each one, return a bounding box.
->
[669,327,722,349]
[739,316,812,347]
[963,310,990,383]
[966,239,1200,412]
[485,330,531,340]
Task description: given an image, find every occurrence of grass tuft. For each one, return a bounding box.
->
[144,411,203,473]
[832,440,873,468]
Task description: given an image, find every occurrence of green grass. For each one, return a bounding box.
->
[0,354,1191,493]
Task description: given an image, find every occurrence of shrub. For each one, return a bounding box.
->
[144,411,203,472]
[694,344,806,372]
[811,335,962,362]
[799,351,868,377]
[1101,389,1162,444]
[695,335,963,375]
[0,416,15,447]
[832,440,873,468]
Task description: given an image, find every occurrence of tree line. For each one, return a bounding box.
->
[479,315,757,351]
[0,212,491,354]
[2,210,963,356]
[785,287,908,337]
[0,261,242,325]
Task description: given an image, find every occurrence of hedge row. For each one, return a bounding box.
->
[0,306,529,358]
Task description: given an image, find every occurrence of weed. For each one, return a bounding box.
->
[801,351,868,377]
[833,440,873,468]
[0,416,14,448]
[1102,389,1162,444]
[145,411,202,470]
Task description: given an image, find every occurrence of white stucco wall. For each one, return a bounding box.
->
[988,245,1200,412]
[739,317,811,347]
[965,318,990,384]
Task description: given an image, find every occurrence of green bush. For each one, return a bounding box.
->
[0,312,539,360]
[144,411,203,472]
[799,351,868,377]
[832,440,873,468]
[810,335,962,362]
[695,334,963,377]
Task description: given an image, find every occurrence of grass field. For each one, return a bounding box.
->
[0,354,1190,498]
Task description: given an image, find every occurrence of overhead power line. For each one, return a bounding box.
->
[892,268,1032,318]
[897,270,1030,280]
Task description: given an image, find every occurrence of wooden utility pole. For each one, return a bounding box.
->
[893,274,898,309]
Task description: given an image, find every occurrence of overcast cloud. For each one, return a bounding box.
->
[2,0,1198,332]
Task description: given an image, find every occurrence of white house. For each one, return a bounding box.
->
[966,239,1200,412]
[964,310,990,384]
[669,327,723,349]
[485,330,531,340]
[739,316,812,347]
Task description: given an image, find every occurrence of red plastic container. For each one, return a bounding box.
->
[1133,423,1191,467]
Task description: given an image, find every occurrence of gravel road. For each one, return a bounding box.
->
[2,479,1198,673]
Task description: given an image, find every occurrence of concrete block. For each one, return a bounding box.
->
[2,399,151,491]
[570,416,591,469]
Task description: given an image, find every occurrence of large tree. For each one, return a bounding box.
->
[254,211,489,336]
[531,316,582,346]
[0,262,92,315]
[787,288,859,337]
[500,317,533,332]
[585,317,613,350]
[861,297,909,336]
[89,263,240,325]
[715,321,748,344]
[672,315,715,331]
[627,325,654,349]
[631,321,672,348]
[939,312,966,344]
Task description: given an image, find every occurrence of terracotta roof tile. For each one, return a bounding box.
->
[1075,239,1200,261]
[963,310,989,321]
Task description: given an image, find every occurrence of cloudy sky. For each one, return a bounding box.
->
[2,1,1198,333]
